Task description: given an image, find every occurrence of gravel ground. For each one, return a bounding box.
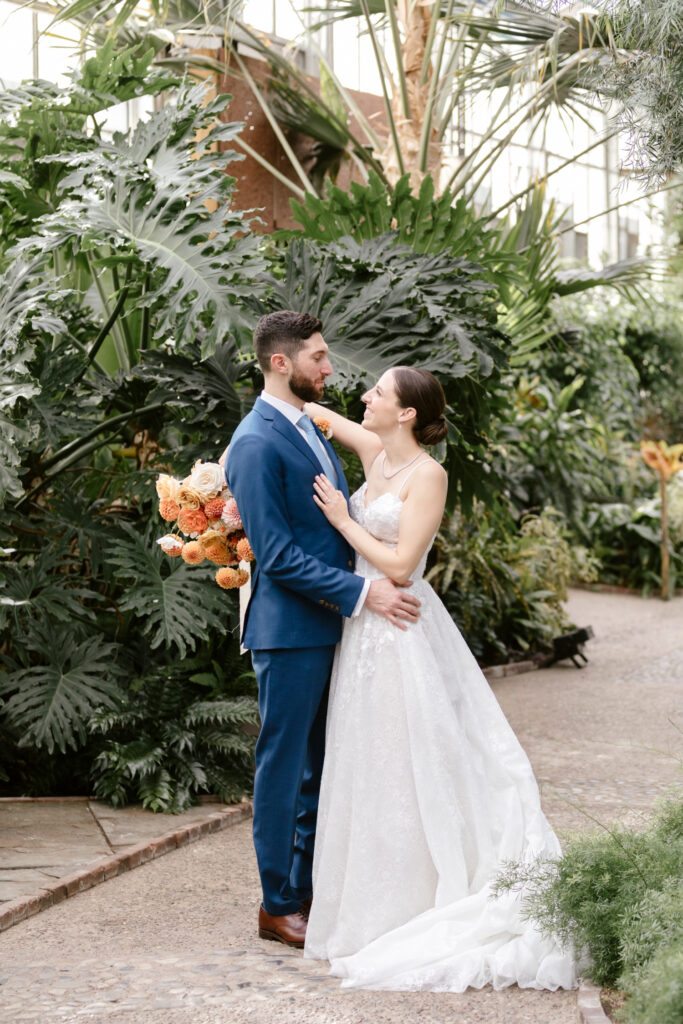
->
[1,589,681,1024]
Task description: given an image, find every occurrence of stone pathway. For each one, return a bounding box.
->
[0,799,238,905]
[0,589,681,1024]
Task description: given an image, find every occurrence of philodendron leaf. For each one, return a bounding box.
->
[1,630,124,753]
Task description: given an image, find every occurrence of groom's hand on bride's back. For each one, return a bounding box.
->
[366,578,420,630]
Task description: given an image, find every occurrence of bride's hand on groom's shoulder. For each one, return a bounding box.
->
[313,474,349,527]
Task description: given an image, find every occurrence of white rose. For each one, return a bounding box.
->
[187,460,225,499]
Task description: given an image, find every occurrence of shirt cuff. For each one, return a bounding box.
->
[351,579,370,617]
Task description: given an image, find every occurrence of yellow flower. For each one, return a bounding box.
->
[640,441,683,480]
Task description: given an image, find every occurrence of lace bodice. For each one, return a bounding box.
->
[348,482,430,583]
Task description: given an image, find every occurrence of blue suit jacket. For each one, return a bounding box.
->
[225,397,364,650]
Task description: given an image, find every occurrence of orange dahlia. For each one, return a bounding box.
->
[181,541,205,565]
[215,567,249,589]
[203,497,226,520]
[177,508,208,536]
[236,537,254,562]
[159,498,180,522]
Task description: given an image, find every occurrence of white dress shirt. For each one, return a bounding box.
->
[259,391,369,616]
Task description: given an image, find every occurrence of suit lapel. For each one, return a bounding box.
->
[254,396,349,497]
[254,397,323,476]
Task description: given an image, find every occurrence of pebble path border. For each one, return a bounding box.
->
[577,982,612,1024]
[0,801,252,935]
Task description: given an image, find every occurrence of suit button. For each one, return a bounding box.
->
[348,560,353,568]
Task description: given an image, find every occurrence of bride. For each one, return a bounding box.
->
[301,366,577,993]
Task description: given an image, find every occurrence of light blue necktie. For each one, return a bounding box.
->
[298,415,338,487]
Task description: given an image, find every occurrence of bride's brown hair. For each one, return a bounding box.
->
[392,367,447,446]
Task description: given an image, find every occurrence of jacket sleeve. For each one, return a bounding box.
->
[226,432,364,617]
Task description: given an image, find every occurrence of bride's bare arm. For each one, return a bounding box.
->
[304,401,382,475]
[313,462,447,585]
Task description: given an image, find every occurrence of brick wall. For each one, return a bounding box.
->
[216,52,385,231]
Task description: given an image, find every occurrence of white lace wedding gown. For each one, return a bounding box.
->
[304,482,577,992]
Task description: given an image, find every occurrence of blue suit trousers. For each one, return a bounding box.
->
[250,645,336,915]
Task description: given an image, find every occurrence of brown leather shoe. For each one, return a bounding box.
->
[300,897,312,918]
[258,906,307,948]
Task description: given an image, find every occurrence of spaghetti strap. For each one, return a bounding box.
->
[397,457,431,500]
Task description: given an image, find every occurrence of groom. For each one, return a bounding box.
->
[225,311,420,948]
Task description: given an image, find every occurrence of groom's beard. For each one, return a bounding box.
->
[289,371,325,403]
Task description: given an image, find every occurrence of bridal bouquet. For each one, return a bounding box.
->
[155,460,253,590]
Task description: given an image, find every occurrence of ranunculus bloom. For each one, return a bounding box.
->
[177,484,203,511]
[203,497,226,520]
[236,537,255,562]
[181,541,205,565]
[177,508,208,536]
[156,535,183,557]
[187,460,225,498]
[156,474,182,502]
[159,499,180,522]
[221,498,243,531]
[215,567,249,589]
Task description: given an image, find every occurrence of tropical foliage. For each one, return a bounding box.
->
[0,50,264,806]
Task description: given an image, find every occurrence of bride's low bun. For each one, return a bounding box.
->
[415,416,447,447]
[392,367,447,447]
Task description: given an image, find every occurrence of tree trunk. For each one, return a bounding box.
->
[381,0,441,189]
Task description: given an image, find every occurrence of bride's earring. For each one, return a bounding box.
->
[398,422,403,430]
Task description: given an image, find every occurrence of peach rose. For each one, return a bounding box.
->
[177,484,204,511]
[156,474,182,502]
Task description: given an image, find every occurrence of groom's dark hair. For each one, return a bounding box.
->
[254,311,323,373]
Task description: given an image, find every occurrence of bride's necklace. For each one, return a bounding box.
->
[381,451,423,480]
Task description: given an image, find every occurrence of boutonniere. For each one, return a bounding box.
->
[314,416,333,441]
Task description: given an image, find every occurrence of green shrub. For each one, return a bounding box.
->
[90,654,258,812]
[619,941,683,1024]
[428,503,596,664]
[493,794,683,988]
[619,879,683,981]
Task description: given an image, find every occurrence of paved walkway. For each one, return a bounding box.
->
[1,589,681,1024]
